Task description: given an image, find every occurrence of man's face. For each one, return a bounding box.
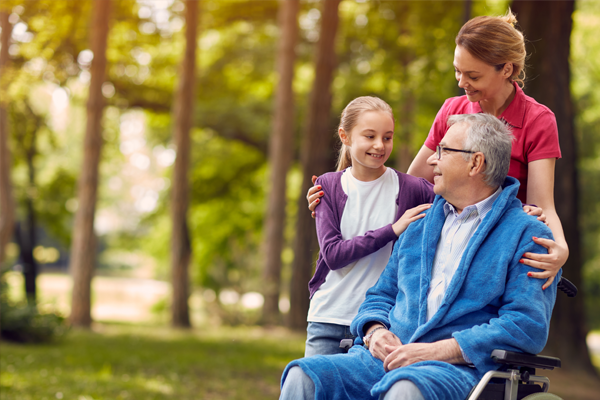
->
[427,123,471,201]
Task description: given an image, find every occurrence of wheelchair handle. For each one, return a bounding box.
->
[557,276,577,297]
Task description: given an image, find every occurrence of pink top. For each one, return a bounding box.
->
[424,82,561,203]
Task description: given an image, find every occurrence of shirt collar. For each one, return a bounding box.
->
[443,186,503,220]
[499,82,526,129]
[467,81,526,129]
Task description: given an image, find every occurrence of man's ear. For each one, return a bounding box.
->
[339,128,350,146]
[468,152,486,177]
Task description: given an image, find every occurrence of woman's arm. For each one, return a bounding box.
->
[520,158,569,289]
[406,145,436,183]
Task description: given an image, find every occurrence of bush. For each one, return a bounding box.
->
[0,271,68,343]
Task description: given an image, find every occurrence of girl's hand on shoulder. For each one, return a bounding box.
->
[523,205,547,225]
[307,175,324,219]
[392,204,432,236]
[521,237,569,290]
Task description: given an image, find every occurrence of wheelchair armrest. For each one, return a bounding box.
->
[491,349,561,370]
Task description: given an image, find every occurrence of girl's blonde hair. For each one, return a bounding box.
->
[455,9,527,87]
[336,96,394,171]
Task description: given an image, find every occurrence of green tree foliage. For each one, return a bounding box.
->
[4,0,600,332]
[572,0,600,329]
[333,1,463,165]
[142,131,266,294]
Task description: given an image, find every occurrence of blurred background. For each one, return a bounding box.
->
[1,0,599,399]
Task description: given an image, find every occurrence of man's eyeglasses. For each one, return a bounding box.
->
[435,145,476,160]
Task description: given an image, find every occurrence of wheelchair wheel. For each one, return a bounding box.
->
[521,393,563,399]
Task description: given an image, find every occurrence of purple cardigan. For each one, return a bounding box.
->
[309,168,435,298]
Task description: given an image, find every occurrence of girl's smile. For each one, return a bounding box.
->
[339,110,395,182]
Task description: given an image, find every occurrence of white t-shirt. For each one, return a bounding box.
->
[307,167,399,326]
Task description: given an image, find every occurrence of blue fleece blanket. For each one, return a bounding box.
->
[283,177,559,400]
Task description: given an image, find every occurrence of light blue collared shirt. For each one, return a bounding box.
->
[426,187,502,364]
[426,187,503,322]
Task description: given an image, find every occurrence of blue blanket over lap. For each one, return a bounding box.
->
[282,177,559,400]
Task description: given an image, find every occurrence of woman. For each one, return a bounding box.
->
[308,11,568,288]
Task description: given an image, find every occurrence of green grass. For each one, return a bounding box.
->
[0,324,306,400]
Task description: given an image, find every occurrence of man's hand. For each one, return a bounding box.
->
[368,328,402,362]
[382,339,466,372]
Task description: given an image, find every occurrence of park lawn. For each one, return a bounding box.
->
[0,323,306,400]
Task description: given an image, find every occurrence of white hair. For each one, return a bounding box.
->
[447,113,514,187]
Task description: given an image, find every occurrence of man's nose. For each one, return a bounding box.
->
[427,152,438,166]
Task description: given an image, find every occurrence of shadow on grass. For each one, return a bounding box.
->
[0,323,306,400]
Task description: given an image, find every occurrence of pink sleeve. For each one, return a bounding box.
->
[524,110,562,162]
[424,99,452,151]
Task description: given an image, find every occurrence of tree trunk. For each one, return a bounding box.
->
[16,104,41,305]
[288,0,341,331]
[10,99,43,305]
[0,11,15,268]
[170,0,199,328]
[24,149,37,304]
[511,0,597,375]
[69,0,111,328]
[261,0,300,326]
[394,3,416,174]
[15,220,37,305]
[395,90,415,173]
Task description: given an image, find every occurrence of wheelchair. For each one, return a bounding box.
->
[466,276,577,400]
[340,277,577,400]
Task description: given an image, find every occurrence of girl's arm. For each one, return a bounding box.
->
[520,158,569,289]
[315,177,430,271]
[314,179,397,271]
[406,145,436,183]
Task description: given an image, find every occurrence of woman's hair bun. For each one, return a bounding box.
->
[455,7,527,87]
[499,8,518,28]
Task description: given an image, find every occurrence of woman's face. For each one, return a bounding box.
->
[453,45,512,103]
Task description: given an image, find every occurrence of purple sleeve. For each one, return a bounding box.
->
[314,176,398,272]
[420,178,435,203]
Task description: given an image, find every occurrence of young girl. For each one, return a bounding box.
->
[305,96,435,357]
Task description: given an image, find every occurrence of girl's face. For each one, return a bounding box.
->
[453,45,513,103]
[340,110,394,181]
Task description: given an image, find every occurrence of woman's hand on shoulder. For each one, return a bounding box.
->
[521,237,569,290]
[307,175,324,219]
[523,205,547,225]
[392,204,432,236]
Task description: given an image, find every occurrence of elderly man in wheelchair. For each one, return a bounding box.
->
[280,113,570,400]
